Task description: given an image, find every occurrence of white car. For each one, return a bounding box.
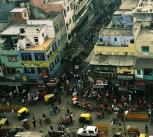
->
[77,126,99,137]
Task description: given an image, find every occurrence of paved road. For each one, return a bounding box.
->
[4,94,153,136]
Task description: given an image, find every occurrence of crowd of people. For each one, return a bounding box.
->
[0,53,153,137]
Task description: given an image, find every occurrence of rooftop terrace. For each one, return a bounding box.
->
[25,38,54,51]
[135,0,153,13]
[99,27,133,36]
[1,25,46,36]
[120,0,139,11]
[136,28,153,41]
[90,55,135,66]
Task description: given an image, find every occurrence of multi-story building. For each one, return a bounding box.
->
[88,0,153,85]
[89,43,136,79]
[99,27,134,47]
[87,0,138,83]
[0,8,67,81]
[30,0,94,42]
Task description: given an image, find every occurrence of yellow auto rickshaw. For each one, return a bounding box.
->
[44,94,55,104]
[0,118,9,127]
[139,133,146,137]
[17,107,30,120]
[79,113,92,124]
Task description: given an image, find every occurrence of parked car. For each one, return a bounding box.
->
[77,126,99,137]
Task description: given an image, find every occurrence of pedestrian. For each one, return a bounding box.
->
[145,125,148,133]
[66,127,70,137]
[42,113,46,121]
[22,99,25,105]
[129,94,132,103]
[32,118,36,128]
[102,109,105,118]
[50,125,53,131]
[11,109,15,117]
[32,114,35,120]
[6,101,10,106]
[39,118,42,127]
[67,108,70,115]
[50,107,53,116]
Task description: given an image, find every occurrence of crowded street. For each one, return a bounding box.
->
[0,67,153,136]
[1,0,153,137]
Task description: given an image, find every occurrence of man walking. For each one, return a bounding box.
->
[145,125,148,134]
[32,118,36,128]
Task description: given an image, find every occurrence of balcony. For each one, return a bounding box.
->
[74,0,91,15]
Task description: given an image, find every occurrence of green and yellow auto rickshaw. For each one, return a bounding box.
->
[44,94,55,104]
[0,118,9,127]
[17,107,30,120]
[79,113,92,124]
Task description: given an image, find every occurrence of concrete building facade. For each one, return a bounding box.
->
[30,0,94,42]
[0,8,67,81]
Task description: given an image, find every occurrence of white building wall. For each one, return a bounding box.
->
[38,28,47,45]
[24,27,47,45]
[27,20,55,38]
[135,69,143,79]
[63,0,75,35]
[101,36,134,46]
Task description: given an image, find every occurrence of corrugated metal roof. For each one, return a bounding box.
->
[134,57,153,69]
[90,55,135,66]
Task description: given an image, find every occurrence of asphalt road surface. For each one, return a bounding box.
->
[4,94,153,137]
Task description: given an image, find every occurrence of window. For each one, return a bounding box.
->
[66,23,69,30]
[82,131,86,135]
[55,25,59,33]
[52,43,57,52]
[99,38,103,42]
[24,67,35,74]
[34,37,38,43]
[37,68,42,74]
[70,3,73,9]
[37,67,48,74]
[142,46,149,52]
[114,37,117,42]
[42,33,44,37]
[55,55,60,65]
[21,53,32,61]
[67,6,69,12]
[144,69,152,75]
[8,56,18,62]
[47,50,52,59]
[34,53,45,61]
[88,131,94,134]
[24,12,26,18]
[137,69,141,75]
[64,9,66,17]
[59,21,64,28]
[5,68,16,74]
[13,38,18,44]
[72,16,75,22]
[68,34,71,40]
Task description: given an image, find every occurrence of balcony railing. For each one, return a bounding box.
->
[74,0,90,15]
